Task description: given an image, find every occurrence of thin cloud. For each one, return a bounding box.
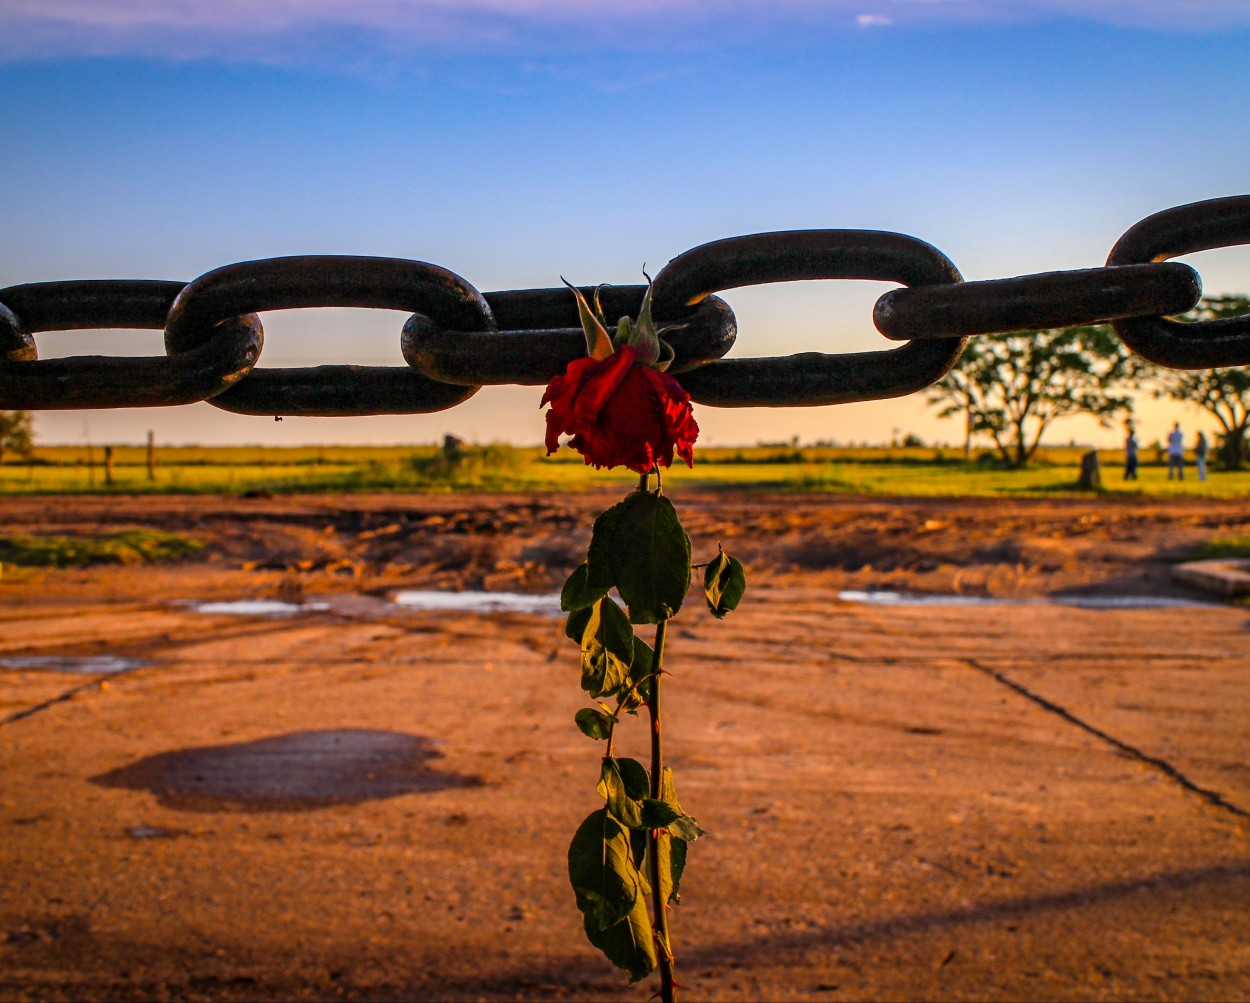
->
[1,1,1247,64]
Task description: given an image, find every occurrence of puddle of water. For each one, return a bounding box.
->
[0,655,149,675]
[128,825,181,839]
[1053,596,1218,610]
[391,590,564,616]
[189,599,330,616]
[180,592,561,619]
[838,590,1220,610]
[839,590,1012,608]
[185,589,1221,621]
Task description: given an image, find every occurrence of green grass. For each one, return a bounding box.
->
[2,444,1249,498]
[0,529,203,567]
[1186,535,1250,561]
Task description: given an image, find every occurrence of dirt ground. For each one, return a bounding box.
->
[2,490,1249,1002]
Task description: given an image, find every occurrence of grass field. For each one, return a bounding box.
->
[1,443,1247,497]
[0,529,203,567]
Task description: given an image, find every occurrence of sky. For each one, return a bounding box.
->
[3,0,1248,448]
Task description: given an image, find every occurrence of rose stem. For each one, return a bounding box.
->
[648,618,677,1003]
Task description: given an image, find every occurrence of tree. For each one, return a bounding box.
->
[926,338,994,459]
[1148,295,1250,471]
[0,410,34,465]
[927,324,1140,468]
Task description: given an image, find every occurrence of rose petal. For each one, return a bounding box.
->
[570,346,637,427]
[540,344,697,472]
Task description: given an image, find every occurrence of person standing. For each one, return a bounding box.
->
[1194,430,1209,481]
[1167,421,1185,480]
[1124,425,1139,480]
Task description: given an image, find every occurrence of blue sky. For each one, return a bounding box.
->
[3,1,1248,447]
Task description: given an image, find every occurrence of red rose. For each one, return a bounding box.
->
[541,345,699,473]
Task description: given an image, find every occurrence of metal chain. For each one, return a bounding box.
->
[651,229,965,407]
[2,194,1247,416]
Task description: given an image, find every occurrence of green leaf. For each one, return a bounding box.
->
[561,501,623,612]
[567,810,657,980]
[648,774,690,906]
[660,768,705,842]
[565,605,593,643]
[667,814,706,842]
[597,760,642,828]
[616,757,651,800]
[661,835,687,905]
[581,896,657,983]
[567,809,649,939]
[619,637,653,713]
[575,707,615,741]
[703,550,747,619]
[626,826,653,897]
[640,798,683,828]
[597,757,648,828]
[580,599,634,698]
[610,492,692,625]
[585,499,625,595]
[560,564,587,612]
[629,826,649,879]
[659,766,682,811]
[561,564,608,612]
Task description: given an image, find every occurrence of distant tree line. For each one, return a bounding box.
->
[0,410,33,465]
[926,295,1250,470]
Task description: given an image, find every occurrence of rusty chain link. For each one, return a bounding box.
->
[163,256,488,417]
[650,229,966,407]
[403,283,738,388]
[1107,195,1250,369]
[1,195,1246,417]
[0,280,261,409]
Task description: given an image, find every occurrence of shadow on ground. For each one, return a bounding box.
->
[90,728,479,812]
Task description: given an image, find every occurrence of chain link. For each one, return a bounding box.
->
[873,263,1200,341]
[0,280,260,409]
[1,195,1246,416]
[402,284,737,387]
[1107,195,1250,369]
[165,256,487,416]
[650,229,966,407]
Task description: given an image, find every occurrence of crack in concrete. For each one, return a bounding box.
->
[1,665,147,727]
[968,659,1249,822]
[2,679,106,726]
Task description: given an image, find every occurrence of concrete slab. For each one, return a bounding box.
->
[1172,557,1250,597]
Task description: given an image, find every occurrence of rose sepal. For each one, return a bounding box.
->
[562,277,614,360]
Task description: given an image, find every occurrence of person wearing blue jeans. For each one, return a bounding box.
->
[1123,425,1139,480]
[1167,422,1184,480]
